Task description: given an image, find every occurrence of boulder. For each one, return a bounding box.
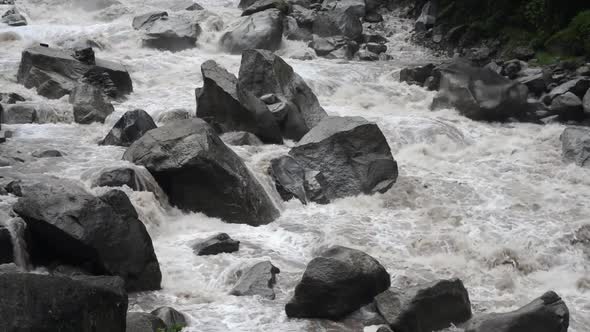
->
[238,49,328,140]
[242,0,289,16]
[288,116,397,202]
[32,150,64,158]
[517,73,546,96]
[221,131,264,146]
[69,83,115,124]
[321,0,365,18]
[550,92,584,122]
[464,291,569,332]
[364,12,383,23]
[91,166,165,199]
[0,273,127,332]
[1,7,27,26]
[126,312,166,332]
[0,92,26,104]
[547,77,590,101]
[230,261,280,299]
[310,35,357,59]
[195,60,282,144]
[171,0,204,11]
[286,246,390,319]
[375,279,472,332]
[366,42,386,54]
[17,46,133,99]
[133,12,202,51]
[356,49,379,61]
[100,109,157,147]
[560,126,590,168]
[269,155,314,204]
[239,0,258,9]
[220,9,283,53]
[157,108,190,123]
[0,225,13,265]
[312,9,362,41]
[123,119,280,226]
[415,1,436,32]
[150,307,188,329]
[431,61,530,122]
[583,88,590,115]
[12,179,162,292]
[0,103,59,124]
[400,64,435,86]
[192,233,240,256]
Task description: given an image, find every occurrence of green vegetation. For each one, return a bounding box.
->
[156,325,184,332]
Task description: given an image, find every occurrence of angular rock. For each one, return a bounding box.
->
[171,1,204,11]
[32,150,64,158]
[517,73,546,96]
[126,312,166,332]
[0,225,13,265]
[400,64,435,86]
[220,9,283,54]
[551,92,584,122]
[72,47,96,65]
[431,61,530,122]
[375,279,472,332]
[547,77,590,101]
[0,92,26,104]
[196,60,282,144]
[101,109,157,147]
[357,49,379,61]
[91,166,164,199]
[464,291,569,332]
[150,307,188,329]
[0,103,59,124]
[312,9,362,41]
[1,7,27,26]
[0,273,127,332]
[269,155,328,204]
[286,246,391,319]
[322,0,365,18]
[415,1,436,32]
[192,233,240,256]
[13,179,162,292]
[288,116,397,202]
[132,11,168,30]
[221,131,264,146]
[242,0,289,16]
[560,126,590,167]
[17,46,133,99]
[230,261,280,299]
[123,119,280,225]
[135,13,202,51]
[157,109,190,123]
[238,49,328,140]
[70,83,115,124]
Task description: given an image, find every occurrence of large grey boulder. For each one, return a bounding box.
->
[90,166,166,202]
[133,11,201,51]
[220,9,283,54]
[415,1,436,32]
[550,92,584,121]
[0,273,127,332]
[17,46,133,100]
[238,49,328,140]
[150,307,188,329]
[286,246,390,319]
[375,279,472,332]
[560,126,590,168]
[431,61,530,122]
[12,179,161,292]
[312,9,362,41]
[123,119,280,226]
[268,155,328,204]
[0,103,59,124]
[126,312,166,332]
[196,60,282,144]
[546,77,590,102]
[101,109,157,147]
[464,291,569,332]
[286,116,397,202]
[230,261,280,299]
[69,83,115,124]
[321,0,365,18]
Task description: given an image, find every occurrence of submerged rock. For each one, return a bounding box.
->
[69,83,115,124]
[126,312,166,332]
[123,118,280,226]
[238,49,328,140]
[220,9,283,54]
[464,291,569,332]
[230,261,280,299]
[375,279,472,332]
[192,233,240,256]
[286,246,390,319]
[560,126,590,168]
[32,149,64,158]
[150,307,188,329]
[0,273,127,332]
[12,179,162,292]
[101,109,157,147]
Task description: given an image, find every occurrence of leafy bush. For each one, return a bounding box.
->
[545,10,590,56]
[157,325,184,332]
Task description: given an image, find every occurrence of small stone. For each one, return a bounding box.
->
[192,233,240,256]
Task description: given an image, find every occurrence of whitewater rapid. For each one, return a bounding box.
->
[1,0,589,331]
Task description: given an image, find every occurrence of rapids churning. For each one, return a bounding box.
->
[1,0,589,331]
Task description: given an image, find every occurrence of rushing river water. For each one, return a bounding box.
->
[1,0,590,331]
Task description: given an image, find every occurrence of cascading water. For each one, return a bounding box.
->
[1,0,589,331]
[7,217,30,269]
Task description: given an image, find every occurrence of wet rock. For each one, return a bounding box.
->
[583,89,590,115]
[123,119,280,226]
[0,92,26,104]
[547,77,590,102]
[32,150,64,158]
[375,279,472,332]
[290,4,315,26]
[286,246,391,319]
[363,33,387,44]
[238,49,328,140]
[400,64,435,86]
[134,12,201,51]
[230,261,280,299]
[1,7,27,26]
[364,12,383,23]
[366,42,386,54]
[288,116,397,202]
[0,225,13,265]
[501,60,522,79]
[126,312,166,332]
[221,131,264,146]
[0,103,59,124]
[376,326,393,332]
[72,47,95,65]
[551,92,584,122]
[0,273,127,332]
[70,83,115,124]
[431,61,530,122]
[356,49,379,61]
[13,179,162,292]
[415,1,436,32]
[312,9,362,41]
[269,155,329,204]
[156,109,190,123]
[17,45,133,99]
[196,60,282,144]
[464,291,569,332]
[220,9,283,53]
[322,0,365,18]
[101,109,157,147]
[242,0,289,16]
[517,73,546,96]
[171,0,204,11]
[150,307,188,329]
[560,126,590,168]
[283,16,312,41]
[238,0,258,9]
[192,233,240,256]
[91,166,164,198]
